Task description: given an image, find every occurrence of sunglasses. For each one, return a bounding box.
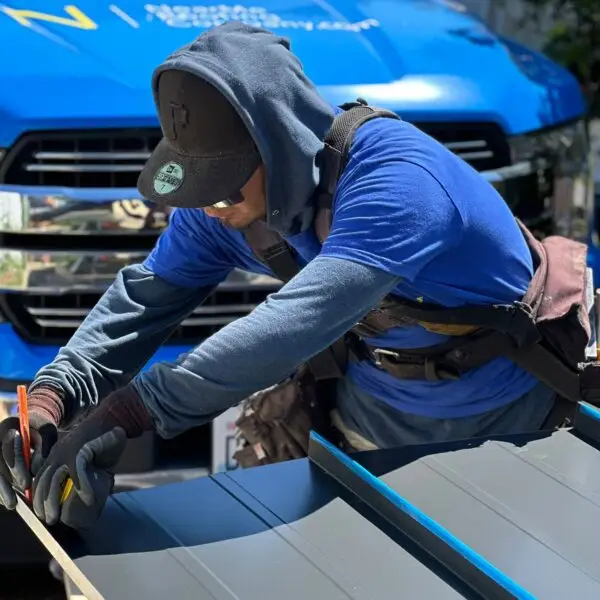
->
[209,191,244,209]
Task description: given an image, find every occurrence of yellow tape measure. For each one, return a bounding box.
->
[60,478,74,505]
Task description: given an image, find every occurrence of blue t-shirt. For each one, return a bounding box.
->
[145,116,537,419]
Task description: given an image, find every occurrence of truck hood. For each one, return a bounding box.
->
[0,0,585,145]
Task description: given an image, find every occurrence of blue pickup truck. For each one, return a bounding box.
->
[0,0,594,528]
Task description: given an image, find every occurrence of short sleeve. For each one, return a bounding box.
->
[321,141,463,282]
[144,208,234,288]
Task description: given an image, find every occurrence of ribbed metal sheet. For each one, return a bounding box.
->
[20,456,463,600]
[16,410,600,600]
[379,429,600,599]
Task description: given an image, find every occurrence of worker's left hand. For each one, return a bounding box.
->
[32,420,127,529]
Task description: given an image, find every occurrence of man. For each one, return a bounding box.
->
[0,21,557,527]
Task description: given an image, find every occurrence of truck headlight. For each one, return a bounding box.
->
[495,120,594,241]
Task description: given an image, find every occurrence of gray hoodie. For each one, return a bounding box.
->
[30,22,401,438]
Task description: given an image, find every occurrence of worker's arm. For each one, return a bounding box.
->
[28,208,234,426]
[29,147,463,527]
[132,158,461,438]
[134,256,401,437]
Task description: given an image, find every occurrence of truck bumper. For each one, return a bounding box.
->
[0,323,193,409]
[0,324,196,477]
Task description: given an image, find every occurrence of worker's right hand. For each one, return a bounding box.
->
[0,414,58,510]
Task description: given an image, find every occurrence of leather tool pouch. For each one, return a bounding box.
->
[233,365,337,468]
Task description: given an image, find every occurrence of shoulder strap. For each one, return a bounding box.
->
[314,99,401,243]
[239,99,400,381]
[243,220,300,283]
[243,99,401,281]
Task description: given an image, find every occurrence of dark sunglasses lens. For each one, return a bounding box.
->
[210,191,243,209]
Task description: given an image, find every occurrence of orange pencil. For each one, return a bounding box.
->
[17,385,32,503]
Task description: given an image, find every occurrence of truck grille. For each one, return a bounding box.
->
[0,123,509,187]
[415,121,510,171]
[0,287,279,345]
[0,129,161,188]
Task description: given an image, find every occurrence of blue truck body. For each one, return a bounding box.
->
[0,2,587,137]
[0,0,593,461]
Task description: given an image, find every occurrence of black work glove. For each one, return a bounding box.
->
[32,384,153,529]
[33,422,127,528]
[0,414,58,510]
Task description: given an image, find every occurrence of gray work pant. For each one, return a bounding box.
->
[333,378,557,451]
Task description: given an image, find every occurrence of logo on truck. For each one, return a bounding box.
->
[0,4,379,33]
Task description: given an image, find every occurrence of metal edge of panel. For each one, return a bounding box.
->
[14,496,103,600]
[572,401,600,445]
[307,431,535,600]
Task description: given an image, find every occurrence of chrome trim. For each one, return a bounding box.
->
[0,249,146,293]
[25,164,145,173]
[0,249,280,293]
[32,315,240,329]
[26,303,259,317]
[7,131,498,187]
[0,186,170,234]
[444,139,495,163]
[480,160,546,183]
[445,140,487,150]
[26,304,258,329]
[33,151,152,160]
[457,151,494,160]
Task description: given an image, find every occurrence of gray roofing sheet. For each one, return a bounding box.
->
[20,456,463,600]
[17,424,600,600]
[380,430,600,599]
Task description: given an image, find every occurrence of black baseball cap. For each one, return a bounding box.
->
[137,69,262,208]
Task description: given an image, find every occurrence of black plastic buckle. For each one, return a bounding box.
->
[423,357,460,382]
[262,241,292,262]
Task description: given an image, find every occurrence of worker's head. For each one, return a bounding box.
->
[140,22,334,235]
[137,69,267,230]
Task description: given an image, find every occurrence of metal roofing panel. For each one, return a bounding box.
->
[18,455,463,600]
[63,474,372,600]
[380,432,600,599]
[225,459,466,600]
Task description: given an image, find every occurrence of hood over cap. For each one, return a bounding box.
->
[149,21,335,235]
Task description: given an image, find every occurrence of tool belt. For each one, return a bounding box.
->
[232,100,599,468]
[233,366,338,467]
[351,224,593,405]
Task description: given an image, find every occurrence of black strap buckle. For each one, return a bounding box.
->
[423,358,460,382]
[262,241,292,262]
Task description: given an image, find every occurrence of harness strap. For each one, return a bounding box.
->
[353,329,515,382]
[507,343,581,403]
[243,221,299,283]
[314,100,401,242]
[242,100,400,381]
[352,220,544,350]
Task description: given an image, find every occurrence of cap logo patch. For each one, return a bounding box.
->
[153,162,184,195]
